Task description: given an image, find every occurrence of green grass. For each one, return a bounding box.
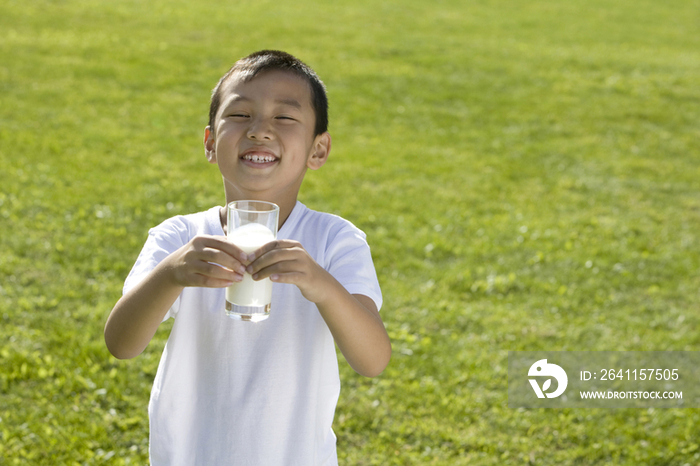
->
[1,0,699,464]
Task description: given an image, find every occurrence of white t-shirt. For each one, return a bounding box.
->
[123,201,382,466]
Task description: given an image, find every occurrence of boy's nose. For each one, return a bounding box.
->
[246,119,273,140]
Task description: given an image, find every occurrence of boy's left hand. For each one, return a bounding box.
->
[245,240,332,304]
[248,239,391,377]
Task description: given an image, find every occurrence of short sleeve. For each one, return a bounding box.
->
[123,217,190,320]
[324,224,383,312]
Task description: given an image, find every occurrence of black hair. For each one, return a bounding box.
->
[208,50,328,136]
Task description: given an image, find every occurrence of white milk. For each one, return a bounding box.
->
[225,223,276,307]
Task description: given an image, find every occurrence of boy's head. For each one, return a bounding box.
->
[204,50,332,211]
[208,50,328,137]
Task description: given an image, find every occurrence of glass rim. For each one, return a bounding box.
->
[227,200,280,213]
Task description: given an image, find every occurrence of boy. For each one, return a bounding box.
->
[104,50,391,465]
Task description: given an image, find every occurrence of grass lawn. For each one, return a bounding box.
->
[1,0,699,464]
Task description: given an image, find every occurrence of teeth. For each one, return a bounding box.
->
[243,154,277,163]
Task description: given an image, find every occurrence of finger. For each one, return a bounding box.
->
[246,247,303,275]
[251,258,305,281]
[267,271,305,284]
[247,239,299,261]
[191,272,242,288]
[196,235,249,263]
[199,247,247,274]
[193,261,245,283]
[175,263,243,288]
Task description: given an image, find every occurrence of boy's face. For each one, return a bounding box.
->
[204,70,330,205]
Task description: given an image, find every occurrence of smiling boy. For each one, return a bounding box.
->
[104,50,391,465]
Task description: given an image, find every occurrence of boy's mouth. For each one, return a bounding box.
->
[240,150,279,166]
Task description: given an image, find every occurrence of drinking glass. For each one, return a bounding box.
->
[225,200,279,322]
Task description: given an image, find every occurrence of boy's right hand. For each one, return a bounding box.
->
[165,235,248,288]
[106,234,247,359]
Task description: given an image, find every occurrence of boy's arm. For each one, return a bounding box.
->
[105,235,247,359]
[247,240,391,377]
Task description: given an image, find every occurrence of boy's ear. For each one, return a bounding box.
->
[307,132,331,170]
[204,126,216,164]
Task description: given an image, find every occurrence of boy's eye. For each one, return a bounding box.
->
[227,113,249,118]
[276,116,296,121]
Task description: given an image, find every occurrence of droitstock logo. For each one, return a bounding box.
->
[528,359,568,399]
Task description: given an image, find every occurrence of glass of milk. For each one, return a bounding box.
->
[225,200,279,322]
